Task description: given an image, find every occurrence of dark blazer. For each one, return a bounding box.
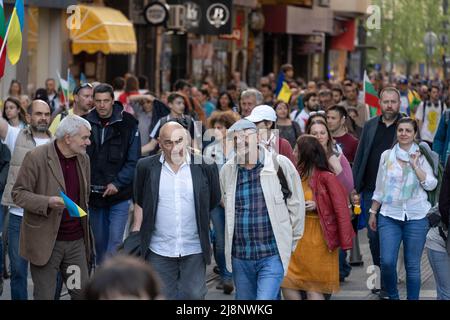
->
[352,114,403,192]
[439,155,450,229]
[134,153,221,265]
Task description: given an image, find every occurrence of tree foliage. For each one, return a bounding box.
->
[367,0,447,76]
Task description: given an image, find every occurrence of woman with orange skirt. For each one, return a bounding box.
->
[281,135,355,300]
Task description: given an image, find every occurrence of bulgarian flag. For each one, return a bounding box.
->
[0,0,6,78]
[364,71,381,117]
[56,70,69,108]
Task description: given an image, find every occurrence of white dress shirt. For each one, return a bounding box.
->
[372,150,438,221]
[149,154,201,257]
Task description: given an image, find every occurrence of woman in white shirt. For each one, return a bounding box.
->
[368,117,437,300]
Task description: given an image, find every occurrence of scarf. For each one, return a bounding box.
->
[382,143,420,204]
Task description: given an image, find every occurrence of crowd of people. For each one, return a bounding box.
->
[0,64,448,300]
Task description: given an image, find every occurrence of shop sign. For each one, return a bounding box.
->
[167,0,232,35]
[144,1,169,26]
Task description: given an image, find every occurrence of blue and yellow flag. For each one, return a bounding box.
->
[60,191,87,218]
[275,72,292,104]
[6,0,24,65]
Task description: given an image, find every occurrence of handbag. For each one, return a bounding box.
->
[117,231,142,257]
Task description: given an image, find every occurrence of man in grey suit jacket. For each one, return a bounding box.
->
[132,121,221,300]
[352,87,403,297]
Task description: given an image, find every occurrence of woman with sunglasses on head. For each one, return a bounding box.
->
[368,118,437,300]
[281,135,354,300]
[306,118,354,194]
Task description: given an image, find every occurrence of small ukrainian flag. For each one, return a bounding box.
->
[59,191,87,218]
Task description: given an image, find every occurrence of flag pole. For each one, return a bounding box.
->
[0,8,16,61]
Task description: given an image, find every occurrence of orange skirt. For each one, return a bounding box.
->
[281,214,339,294]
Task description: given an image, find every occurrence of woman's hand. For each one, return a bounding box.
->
[305,200,317,212]
[368,212,377,231]
[409,151,420,169]
[328,155,343,175]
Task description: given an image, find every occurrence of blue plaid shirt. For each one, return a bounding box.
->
[232,162,278,260]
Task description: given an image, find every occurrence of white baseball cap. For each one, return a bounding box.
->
[245,105,277,123]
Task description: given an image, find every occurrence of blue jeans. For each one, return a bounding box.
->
[232,254,284,300]
[210,206,232,282]
[89,200,130,265]
[8,213,28,300]
[378,214,429,300]
[427,248,450,300]
[362,191,380,268]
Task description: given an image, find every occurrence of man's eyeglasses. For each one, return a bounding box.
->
[73,83,93,95]
[309,110,326,117]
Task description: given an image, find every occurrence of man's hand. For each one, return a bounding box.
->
[48,196,65,210]
[102,183,119,198]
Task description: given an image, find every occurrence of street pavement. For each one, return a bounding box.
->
[0,229,437,300]
[205,230,437,300]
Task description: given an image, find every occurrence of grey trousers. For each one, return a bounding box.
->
[146,250,207,300]
[30,238,89,300]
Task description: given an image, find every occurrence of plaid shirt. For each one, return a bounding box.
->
[232,162,278,260]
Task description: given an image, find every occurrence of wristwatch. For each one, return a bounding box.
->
[369,208,377,215]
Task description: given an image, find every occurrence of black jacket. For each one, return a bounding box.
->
[85,102,141,207]
[134,153,221,265]
[352,114,403,192]
[439,155,450,229]
[0,141,11,193]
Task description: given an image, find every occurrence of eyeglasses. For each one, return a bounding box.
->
[309,110,326,117]
[73,83,93,95]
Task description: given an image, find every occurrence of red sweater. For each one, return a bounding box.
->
[55,142,84,241]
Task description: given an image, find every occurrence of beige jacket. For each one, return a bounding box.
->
[12,142,92,266]
[219,148,305,276]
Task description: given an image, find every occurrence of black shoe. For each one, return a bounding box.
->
[213,266,220,275]
[223,280,234,295]
[378,291,390,300]
[0,278,3,296]
[371,288,381,294]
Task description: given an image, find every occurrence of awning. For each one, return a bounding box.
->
[70,5,137,55]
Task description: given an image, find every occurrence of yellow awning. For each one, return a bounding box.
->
[70,5,137,55]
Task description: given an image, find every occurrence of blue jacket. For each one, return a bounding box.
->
[432,110,450,165]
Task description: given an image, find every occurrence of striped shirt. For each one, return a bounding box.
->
[232,162,278,260]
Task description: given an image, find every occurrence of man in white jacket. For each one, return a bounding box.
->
[219,119,305,300]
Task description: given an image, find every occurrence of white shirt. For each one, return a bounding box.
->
[2,125,51,217]
[415,101,447,143]
[149,154,201,257]
[372,150,438,221]
[290,109,309,133]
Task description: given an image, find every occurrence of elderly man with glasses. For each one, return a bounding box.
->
[219,119,305,300]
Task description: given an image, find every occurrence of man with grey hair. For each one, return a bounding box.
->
[220,119,304,300]
[239,88,264,118]
[0,99,52,300]
[12,114,93,300]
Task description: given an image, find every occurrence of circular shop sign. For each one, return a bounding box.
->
[206,3,230,29]
[144,1,169,26]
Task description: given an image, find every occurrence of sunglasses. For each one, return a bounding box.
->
[309,110,326,117]
[73,83,93,95]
